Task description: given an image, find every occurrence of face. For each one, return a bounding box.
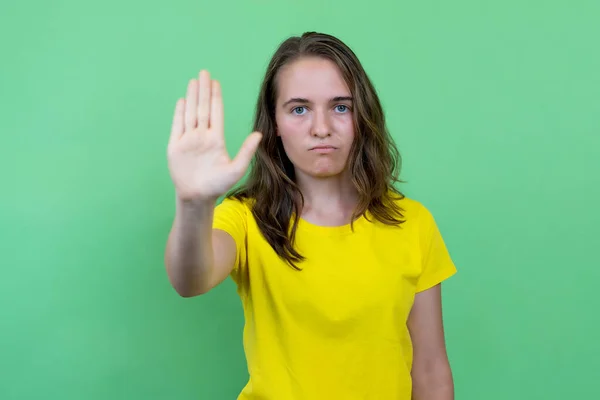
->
[274,57,355,179]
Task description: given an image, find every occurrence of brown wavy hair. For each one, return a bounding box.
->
[227,31,406,269]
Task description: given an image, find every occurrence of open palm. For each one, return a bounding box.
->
[167,70,262,202]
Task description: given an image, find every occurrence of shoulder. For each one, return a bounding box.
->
[213,196,256,234]
[388,193,434,225]
[215,195,254,214]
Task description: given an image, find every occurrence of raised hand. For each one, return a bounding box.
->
[167,70,262,202]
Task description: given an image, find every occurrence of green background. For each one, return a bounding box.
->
[1,0,599,399]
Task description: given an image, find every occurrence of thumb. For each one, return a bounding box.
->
[232,132,263,172]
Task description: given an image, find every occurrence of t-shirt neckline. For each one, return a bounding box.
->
[295,212,370,236]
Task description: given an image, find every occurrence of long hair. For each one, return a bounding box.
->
[227,31,406,269]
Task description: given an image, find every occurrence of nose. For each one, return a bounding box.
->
[311,109,331,138]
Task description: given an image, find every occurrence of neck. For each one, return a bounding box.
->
[294,170,359,213]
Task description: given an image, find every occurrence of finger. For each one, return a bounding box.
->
[210,80,224,135]
[184,79,198,131]
[197,70,211,130]
[232,132,263,172]
[170,98,185,142]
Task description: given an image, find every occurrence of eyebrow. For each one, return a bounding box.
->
[282,96,353,107]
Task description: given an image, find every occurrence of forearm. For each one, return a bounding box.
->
[412,364,454,400]
[165,197,216,296]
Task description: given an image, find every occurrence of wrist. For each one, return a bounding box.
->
[175,195,216,216]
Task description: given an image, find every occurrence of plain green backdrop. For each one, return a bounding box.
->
[1,0,599,399]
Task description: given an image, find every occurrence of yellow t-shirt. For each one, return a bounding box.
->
[212,195,456,400]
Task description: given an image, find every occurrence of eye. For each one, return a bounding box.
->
[335,104,350,113]
[292,106,307,115]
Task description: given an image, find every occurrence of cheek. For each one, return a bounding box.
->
[279,134,304,162]
[277,117,305,153]
[277,114,306,134]
[334,114,355,138]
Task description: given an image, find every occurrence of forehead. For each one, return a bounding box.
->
[276,57,350,103]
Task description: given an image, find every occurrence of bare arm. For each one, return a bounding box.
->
[164,70,261,297]
[164,198,236,297]
[408,284,454,400]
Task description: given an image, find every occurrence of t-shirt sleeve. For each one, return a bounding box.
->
[212,197,248,277]
[416,203,457,293]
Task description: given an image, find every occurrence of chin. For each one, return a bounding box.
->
[291,156,350,179]
[309,165,348,178]
[310,171,338,178]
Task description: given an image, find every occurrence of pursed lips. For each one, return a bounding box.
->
[309,145,337,154]
[309,145,336,150]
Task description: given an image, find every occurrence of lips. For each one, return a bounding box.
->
[309,145,337,154]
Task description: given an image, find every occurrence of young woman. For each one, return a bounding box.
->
[165,32,456,400]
